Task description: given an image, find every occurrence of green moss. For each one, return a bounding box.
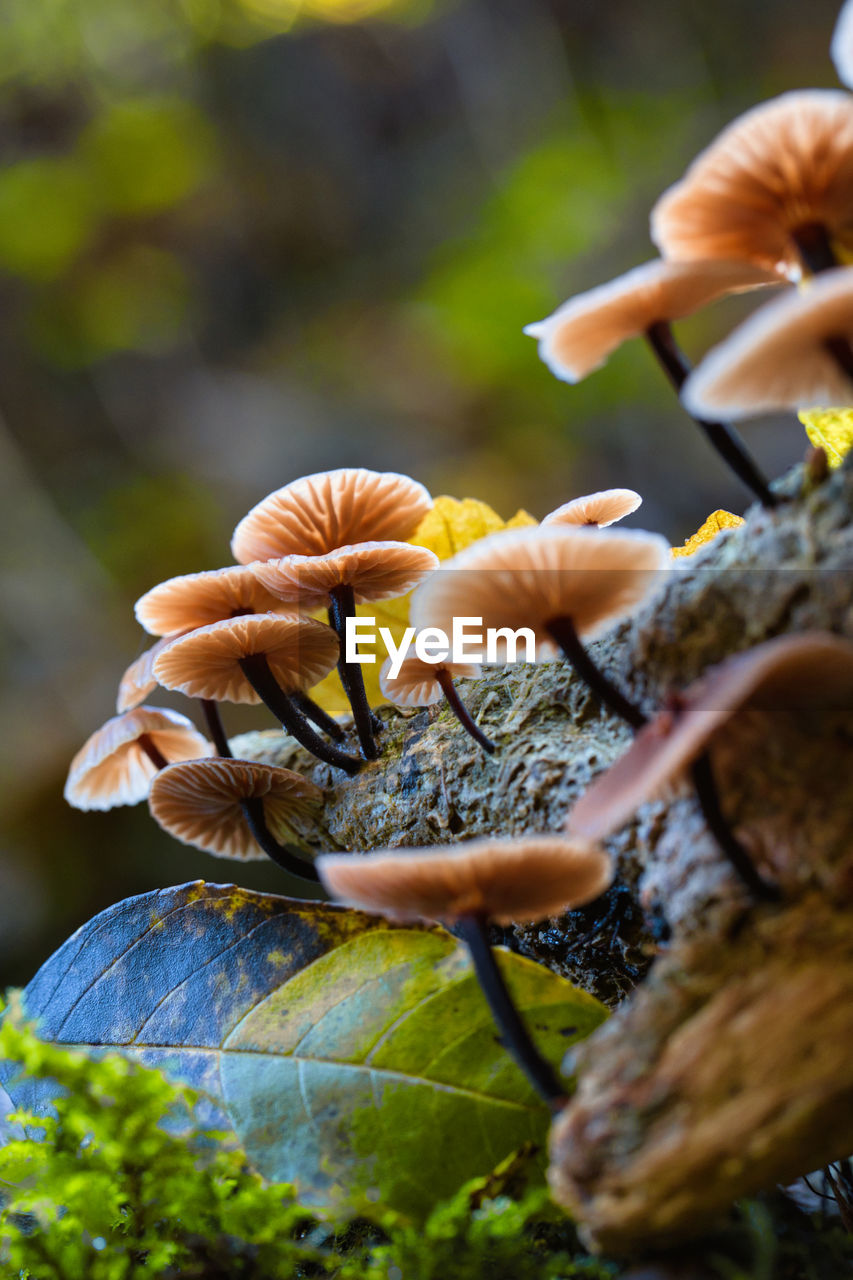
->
[0,1010,850,1279]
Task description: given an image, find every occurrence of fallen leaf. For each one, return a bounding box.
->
[799,407,853,469]
[671,509,744,559]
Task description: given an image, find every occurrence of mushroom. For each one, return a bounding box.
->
[542,489,643,529]
[525,260,780,507]
[410,525,670,731]
[230,468,432,564]
[566,633,853,899]
[134,565,290,637]
[252,541,439,760]
[682,267,853,420]
[149,757,323,881]
[318,835,612,1107]
[379,653,494,753]
[64,706,212,810]
[832,0,853,90]
[651,91,853,278]
[116,636,182,714]
[152,613,362,775]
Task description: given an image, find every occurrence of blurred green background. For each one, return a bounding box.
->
[0,0,840,984]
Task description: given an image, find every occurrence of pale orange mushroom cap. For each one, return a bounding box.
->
[409,526,670,660]
[682,267,853,419]
[567,631,853,841]
[651,91,853,279]
[542,489,643,529]
[251,541,439,610]
[134,565,292,637]
[116,635,182,713]
[317,836,612,926]
[231,468,433,564]
[149,757,323,860]
[379,654,481,708]
[64,706,212,811]
[152,613,340,704]
[525,260,780,383]
[832,0,853,90]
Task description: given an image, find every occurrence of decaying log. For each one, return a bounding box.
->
[233,459,853,1249]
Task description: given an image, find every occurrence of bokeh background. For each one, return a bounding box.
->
[0,0,841,985]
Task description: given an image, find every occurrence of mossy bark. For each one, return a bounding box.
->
[233,460,853,1252]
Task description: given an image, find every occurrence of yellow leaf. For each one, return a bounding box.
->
[799,407,853,469]
[671,509,744,558]
[310,496,537,713]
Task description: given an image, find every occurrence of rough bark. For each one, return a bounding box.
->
[232,459,853,1250]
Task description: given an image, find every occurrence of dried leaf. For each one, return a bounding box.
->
[799,407,853,469]
[671,509,744,559]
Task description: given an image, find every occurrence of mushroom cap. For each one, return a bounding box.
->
[409,526,671,660]
[542,489,643,529]
[116,635,182,713]
[149,757,323,860]
[231,468,433,564]
[317,836,612,926]
[567,631,853,841]
[64,706,212,811]
[134,565,292,637]
[682,267,853,419]
[525,260,780,383]
[379,654,481,708]
[832,0,853,90]
[251,541,439,610]
[651,91,853,279]
[152,613,340,704]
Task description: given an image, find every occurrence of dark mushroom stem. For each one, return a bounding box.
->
[328,584,380,760]
[201,699,232,758]
[239,796,321,883]
[292,691,347,742]
[690,752,780,902]
[138,734,168,771]
[545,615,647,731]
[435,668,496,753]
[456,913,565,1111]
[792,222,839,275]
[645,320,778,509]
[238,652,363,775]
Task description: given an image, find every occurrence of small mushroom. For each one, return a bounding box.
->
[542,489,643,529]
[134,565,291,637]
[379,653,494,753]
[567,632,853,898]
[525,260,779,383]
[651,91,853,278]
[149,757,323,881]
[318,835,611,1106]
[152,613,362,775]
[252,542,439,760]
[231,468,432,564]
[64,706,212,810]
[682,267,853,420]
[526,261,780,507]
[410,525,670,730]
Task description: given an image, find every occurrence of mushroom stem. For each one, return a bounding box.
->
[791,222,839,275]
[291,691,347,742]
[823,333,853,385]
[239,797,321,883]
[435,668,496,754]
[138,734,169,771]
[201,699,232,758]
[237,653,363,775]
[546,615,647,731]
[456,913,565,1110]
[328,585,380,760]
[689,751,779,902]
[644,320,778,509]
